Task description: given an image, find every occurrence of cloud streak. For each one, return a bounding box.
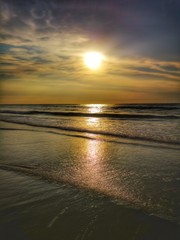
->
[0,0,180,103]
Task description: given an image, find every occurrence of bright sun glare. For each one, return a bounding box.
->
[84,52,104,70]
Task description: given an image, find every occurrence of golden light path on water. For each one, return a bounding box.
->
[86,104,104,113]
[68,104,135,203]
[86,104,102,133]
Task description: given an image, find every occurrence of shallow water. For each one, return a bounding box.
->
[0,121,180,223]
[1,168,180,240]
[0,104,180,239]
[0,104,179,144]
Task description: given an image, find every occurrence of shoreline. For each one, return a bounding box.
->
[0,168,180,240]
[0,121,180,239]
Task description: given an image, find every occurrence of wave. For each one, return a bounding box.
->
[0,126,179,150]
[0,119,180,145]
[0,110,179,119]
[111,104,180,110]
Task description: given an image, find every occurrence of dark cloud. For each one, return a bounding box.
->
[0,73,17,80]
[0,43,34,53]
[160,65,180,72]
[0,0,179,103]
[1,0,179,60]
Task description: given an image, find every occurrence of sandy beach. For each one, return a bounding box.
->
[0,120,180,240]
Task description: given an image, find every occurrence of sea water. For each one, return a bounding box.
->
[0,104,180,239]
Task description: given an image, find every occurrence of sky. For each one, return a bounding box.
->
[0,0,180,104]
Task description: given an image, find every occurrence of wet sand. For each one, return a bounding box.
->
[0,121,180,240]
[0,169,180,240]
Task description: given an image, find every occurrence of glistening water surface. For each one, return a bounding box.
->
[0,104,180,239]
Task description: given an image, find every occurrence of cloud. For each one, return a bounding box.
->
[0,0,179,103]
[1,0,180,59]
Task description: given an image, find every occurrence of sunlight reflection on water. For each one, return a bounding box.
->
[86,104,104,113]
[86,117,99,127]
[69,137,135,204]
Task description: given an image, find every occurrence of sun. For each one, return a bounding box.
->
[83,51,104,70]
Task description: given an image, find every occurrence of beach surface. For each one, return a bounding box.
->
[0,120,180,240]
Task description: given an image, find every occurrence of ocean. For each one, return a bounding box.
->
[0,104,180,239]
